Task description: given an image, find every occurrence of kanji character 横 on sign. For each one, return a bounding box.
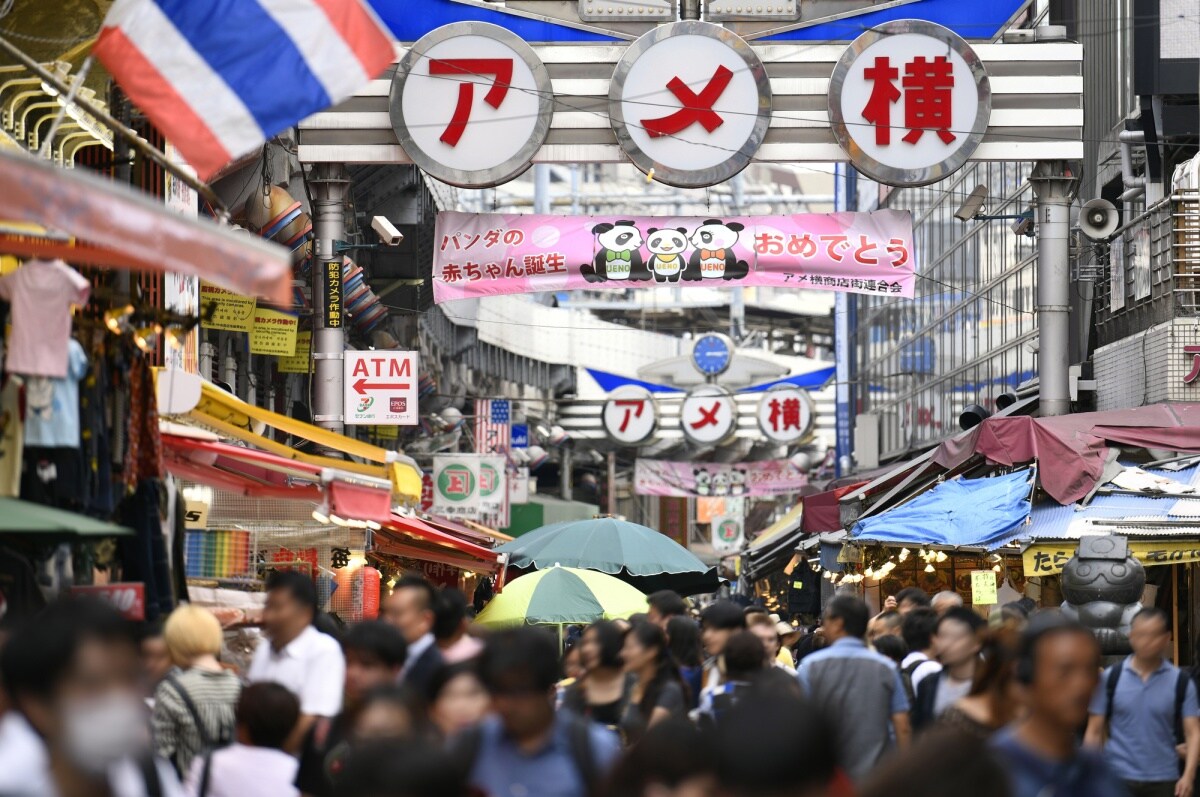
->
[828,19,991,187]
[391,22,554,188]
[757,388,814,444]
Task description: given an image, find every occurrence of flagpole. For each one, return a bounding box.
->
[0,35,227,217]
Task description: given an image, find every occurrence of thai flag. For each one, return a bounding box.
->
[94,0,395,181]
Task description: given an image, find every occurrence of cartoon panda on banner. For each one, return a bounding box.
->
[684,220,750,281]
[583,221,651,283]
[645,227,689,283]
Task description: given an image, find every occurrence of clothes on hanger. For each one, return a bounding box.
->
[0,375,25,498]
[24,339,87,449]
[0,259,89,378]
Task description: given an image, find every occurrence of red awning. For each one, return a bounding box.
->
[381,514,500,564]
[801,483,864,534]
[422,515,499,547]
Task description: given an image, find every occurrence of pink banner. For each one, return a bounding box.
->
[432,211,915,304]
[635,459,808,498]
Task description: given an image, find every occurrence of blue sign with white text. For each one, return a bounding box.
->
[367,0,1031,43]
[511,424,529,448]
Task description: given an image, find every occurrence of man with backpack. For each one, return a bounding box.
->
[464,626,620,797]
[899,607,942,706]
[1085,607,1200,797]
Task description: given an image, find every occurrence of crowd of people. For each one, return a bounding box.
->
[1,572,1199,797]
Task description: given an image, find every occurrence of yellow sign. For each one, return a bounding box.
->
[971,570,998,605]
[277,331,311,374]
[249,308,298,356]
[200,282,255,332]
[1023,539,1200,576]
[375,425,399,440]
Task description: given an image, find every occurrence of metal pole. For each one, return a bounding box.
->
[730,174,745,340]
[1030,160,1078,417]
[0,35,227,216]
[560,447,573,501]
[533,164,551,215]
[606,451,617,515]
[310,163,350,435]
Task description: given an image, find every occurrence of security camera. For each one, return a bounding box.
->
[1010,209,1035,238]
[371,215,404,247]
[954,185,988,222]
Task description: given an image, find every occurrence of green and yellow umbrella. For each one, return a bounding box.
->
[475,566,648,628]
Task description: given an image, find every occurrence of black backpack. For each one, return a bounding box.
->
[900,659,924,709]
[453,717,600,797]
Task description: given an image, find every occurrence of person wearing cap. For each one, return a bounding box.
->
[771,614,802,669]
[700,601,747,691]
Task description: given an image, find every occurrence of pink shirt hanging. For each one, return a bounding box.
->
[0,259,89,378]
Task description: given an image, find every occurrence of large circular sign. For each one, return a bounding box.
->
[602,386,658,446]
[680,385,738,446]
[391,22,554,187]
[609,21,772,188]
[757,387,815,444]
[828,19,990,187]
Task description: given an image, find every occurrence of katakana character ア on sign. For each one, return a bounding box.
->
[862,56,901,145]
[427,59,514,147]
[614,399,645,433]
[1184,345,1200,384]
[902,56,956,145]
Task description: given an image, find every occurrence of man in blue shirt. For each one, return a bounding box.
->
[796,594,910,780]
[1085,607,1200,797]
[991,614,1129,797]
[467,626,620,797]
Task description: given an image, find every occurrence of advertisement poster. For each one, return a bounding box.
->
[343,351,419,426]
[635,459,807,498]
[432,211,916,303]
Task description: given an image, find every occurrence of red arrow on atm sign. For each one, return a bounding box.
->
[353,379,411,395]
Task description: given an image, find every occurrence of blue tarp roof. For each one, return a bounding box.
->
[1026,463,1200,540]
[852,469,1034,550]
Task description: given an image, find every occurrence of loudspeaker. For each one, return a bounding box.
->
[995,391,1019,410]
[959,404,992,431]
[1079,198,1118,241]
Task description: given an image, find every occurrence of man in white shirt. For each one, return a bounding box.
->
[900,607,942,696]
[247,571,344,750]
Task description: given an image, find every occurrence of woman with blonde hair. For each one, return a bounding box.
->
[152,604,241,778]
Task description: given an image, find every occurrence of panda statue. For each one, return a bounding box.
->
[582,221,651,283]
[693,469,713,497]
[645,227,689,283]
[684,219,751,281]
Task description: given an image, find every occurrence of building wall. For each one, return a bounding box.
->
[855,161,1038,460]
[1095,320,1200,410]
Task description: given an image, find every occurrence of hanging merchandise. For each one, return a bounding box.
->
[117,480,174,623]
[0,375,24,498]
[123,357,163,494]
[0,259,89,377]
[24,339,87,449]
[80,355,114,516]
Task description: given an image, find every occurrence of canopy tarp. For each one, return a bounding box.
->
[0,498,131,536]
[852,470,1034,550]
[933,404,1200,505]
[0,147,289,302]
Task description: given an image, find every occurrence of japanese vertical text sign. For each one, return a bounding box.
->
[829,19,991,187]
[390,22,555,188]
[325,260,343,329]
[432,211,915,303]
[343,351,419,426]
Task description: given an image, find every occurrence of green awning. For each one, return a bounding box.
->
[0,498,132,536]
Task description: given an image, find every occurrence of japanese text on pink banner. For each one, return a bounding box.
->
[432,211,916,304]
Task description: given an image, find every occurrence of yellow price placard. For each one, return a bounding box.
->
[200,282,255,332]
[277,331,311,374]
[971,570,998,605]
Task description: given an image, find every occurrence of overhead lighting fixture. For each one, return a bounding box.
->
[924,563,935,573]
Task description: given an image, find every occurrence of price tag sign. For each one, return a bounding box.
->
[971,570,998,605]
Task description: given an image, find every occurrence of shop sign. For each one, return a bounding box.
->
[432,455,482,519]
[680,385,737,446]
[757,387,815,444]
[69,583,146,621]
[277,331,312,374]
[390,22,554,188]
[635,459,807,498]
[324,260,343,329]
[431,211,915,304]
[712,516,744,554]
[829,20,991,187]
[199,282,255,332]
[344,351,419,426]
[511,424,529,448]
[163,142,199,373]
[183,498,209,530]
[479,455,507,516]
[1023,539,1200,576]
[602,386,658,445]
[249,307,299,356]
[609,21,771,188]
[970,570,998,605]
[420,470,434,512]
[509,466,530,504]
